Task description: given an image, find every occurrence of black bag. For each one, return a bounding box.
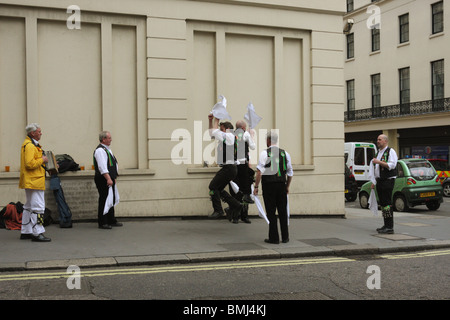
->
[55,154,80,173]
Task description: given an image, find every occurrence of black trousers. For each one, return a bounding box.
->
[229,163,254,219]
[234,163,252,195]
[209,165,240,214]
[95,175,118,227]
[376,178,395,228]
[262,181,289,242]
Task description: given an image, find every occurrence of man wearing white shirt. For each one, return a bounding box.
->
[208,114,242,221]
[234,121,256,199]
[372,134,398,234]
[230,120,256,223]
[254,131,293,244]
[93,131,122,229]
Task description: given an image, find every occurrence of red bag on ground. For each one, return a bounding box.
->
[3,203,22,230]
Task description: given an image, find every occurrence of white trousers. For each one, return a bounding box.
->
[21,189,46,235]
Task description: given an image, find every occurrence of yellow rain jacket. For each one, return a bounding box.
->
[19,136,46,190]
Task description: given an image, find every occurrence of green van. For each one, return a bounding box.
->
[359,159,444,212]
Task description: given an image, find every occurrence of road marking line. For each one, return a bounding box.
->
[380,249,450,260]
[3,249,448,282]
[0,257,354,282]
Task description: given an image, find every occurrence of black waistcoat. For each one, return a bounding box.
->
[93,144,118,179]
[262,146,287,184]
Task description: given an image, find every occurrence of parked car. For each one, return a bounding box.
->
[345,142,377,186]
[443,177,450,197]
[345,164,358,202]
[359,159,443,212]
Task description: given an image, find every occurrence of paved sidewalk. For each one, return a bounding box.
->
[1,208,450,271]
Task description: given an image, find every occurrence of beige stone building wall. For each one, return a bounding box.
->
[0,0,346,219]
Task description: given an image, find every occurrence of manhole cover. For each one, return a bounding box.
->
[298,238,355,247]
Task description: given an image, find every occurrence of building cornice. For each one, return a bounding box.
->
[188,0,346,15]
[344,0,395,18]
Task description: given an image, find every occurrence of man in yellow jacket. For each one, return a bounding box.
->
[19,123,51,242]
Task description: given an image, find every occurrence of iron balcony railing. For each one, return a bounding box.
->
[345,98,450,122]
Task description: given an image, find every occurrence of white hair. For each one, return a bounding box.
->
[26,123,40,134]
[99,131,110,142]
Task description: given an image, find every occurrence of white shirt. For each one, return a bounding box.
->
[94,144,118,175]
[256,146,294,177]
[210,128,235,145]
[236,130,256,163]
[374,146,398,179]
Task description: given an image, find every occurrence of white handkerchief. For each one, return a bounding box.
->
[254,196,269,224]
[244,102,262,129]
[230,181,239,194]
[368,189,378,216]
[211,95,232,120]
[104,185,120,215]
[287,195,290,226]
[367,159,378,215]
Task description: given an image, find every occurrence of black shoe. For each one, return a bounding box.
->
[282,238,289,243]
[241,218,251,224]
[99,224,112,229]
[31,234,51,242]
[209,211,224,219]
[264,239,279,244]
[111,222,123,227]
[378,228,394,234]
[232,219,239,224]
[20,234,33,240]
[242,194,254,204]
[376,226,386,232]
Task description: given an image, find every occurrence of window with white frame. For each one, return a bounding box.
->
[399,13,409,44]
[432,1,444,34]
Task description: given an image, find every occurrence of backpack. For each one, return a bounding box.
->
[2,202,23,230]
[55,154,80,173]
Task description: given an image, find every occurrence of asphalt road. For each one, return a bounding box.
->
[0,248,449,303]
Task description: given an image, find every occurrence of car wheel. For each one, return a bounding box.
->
[346,193,357,202]
[359,192,369,209]
[426,201,440,211]
[443,183,450,197]
[393,194,409,212]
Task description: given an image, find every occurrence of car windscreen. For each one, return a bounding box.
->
[406,161,437,181]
